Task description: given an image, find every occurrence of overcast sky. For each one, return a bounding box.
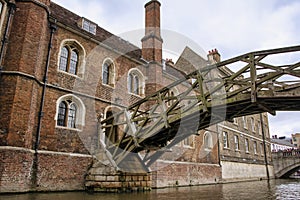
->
[52,0,300,138]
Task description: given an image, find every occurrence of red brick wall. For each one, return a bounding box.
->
[0,147,34,193]
[0,147,93,193]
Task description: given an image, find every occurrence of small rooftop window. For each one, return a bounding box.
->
[81,18,97,35]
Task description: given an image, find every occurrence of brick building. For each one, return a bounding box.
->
[0,0,272,193]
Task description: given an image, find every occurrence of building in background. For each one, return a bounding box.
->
[271,135,295,152]
[292,133,300,149]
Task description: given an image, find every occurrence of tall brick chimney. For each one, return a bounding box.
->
[142,0,164,96]
[141,0,163,63]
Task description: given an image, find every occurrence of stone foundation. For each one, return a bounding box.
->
[85,160,151,192]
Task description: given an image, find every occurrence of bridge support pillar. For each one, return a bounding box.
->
[85,158,152,192]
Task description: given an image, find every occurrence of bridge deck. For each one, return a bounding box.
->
[100,45,300,170]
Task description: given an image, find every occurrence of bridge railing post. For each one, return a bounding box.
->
[249,54,257,103]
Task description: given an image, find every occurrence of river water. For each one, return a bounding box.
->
[1,179,299,200]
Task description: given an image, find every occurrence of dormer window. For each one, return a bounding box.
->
[82,18,96,35]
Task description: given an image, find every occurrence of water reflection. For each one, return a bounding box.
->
[1,179,299,200]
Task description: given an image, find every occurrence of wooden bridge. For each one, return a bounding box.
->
[99,45,300,172]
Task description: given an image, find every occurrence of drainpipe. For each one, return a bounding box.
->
[31,19,57,190]
[260,113,270,180]
[0,2,16,75]
[34,21,57,152]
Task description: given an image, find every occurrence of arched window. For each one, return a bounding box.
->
[56,100,77,128]
[128,69,144,96]
[55,95,85,130]
[102,59,115,86]
[58,40,85,77]
[204,131,213,150]
[59,45,78,75]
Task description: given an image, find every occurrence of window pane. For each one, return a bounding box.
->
[102,63,109,84]
[254,141,257,154]
[128,73,133,93]
[134,75,139,94]
[223,132,228,148]
[89,24,97,34]
[245,138,249,152]
[83,20,90,32]
[57,101,67,126]
[59,47,68,72]
[204,132,212,149]
[69,50,78,74]
[234,135,239,150]
[68,104,77,128]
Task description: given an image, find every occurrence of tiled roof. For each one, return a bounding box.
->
[271,138,294,147]
[50,2,142,61]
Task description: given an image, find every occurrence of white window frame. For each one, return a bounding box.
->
[204,131,213,151]
[55,94,86,131]
[102,58,116,87]
[245,138,249,153]
[58,39,86,78]
[223,131,229,149]
[127,68,145,97]
[82,18,97,35]
[234,135,239,151]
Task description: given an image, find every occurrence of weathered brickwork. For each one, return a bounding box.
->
[0,147,92,193]
[0,148,34,193]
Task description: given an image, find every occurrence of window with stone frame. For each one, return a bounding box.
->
[128,69,144,96]
[58,40,85,77]
[183,135,194,147]
[102,59,115,87]
[245,138,249,153]
[260,143,264,156]
[204,131,213,150]
[234,135,239,150]
[253,141,258,154]
[57,100,77,128]
[59,45,79,75]
[257,120,262,135]
[56,94,85,130]
[250,117,255,133]
[242,116,247,129]
[81,18,97,35]
[223,131,229,149]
